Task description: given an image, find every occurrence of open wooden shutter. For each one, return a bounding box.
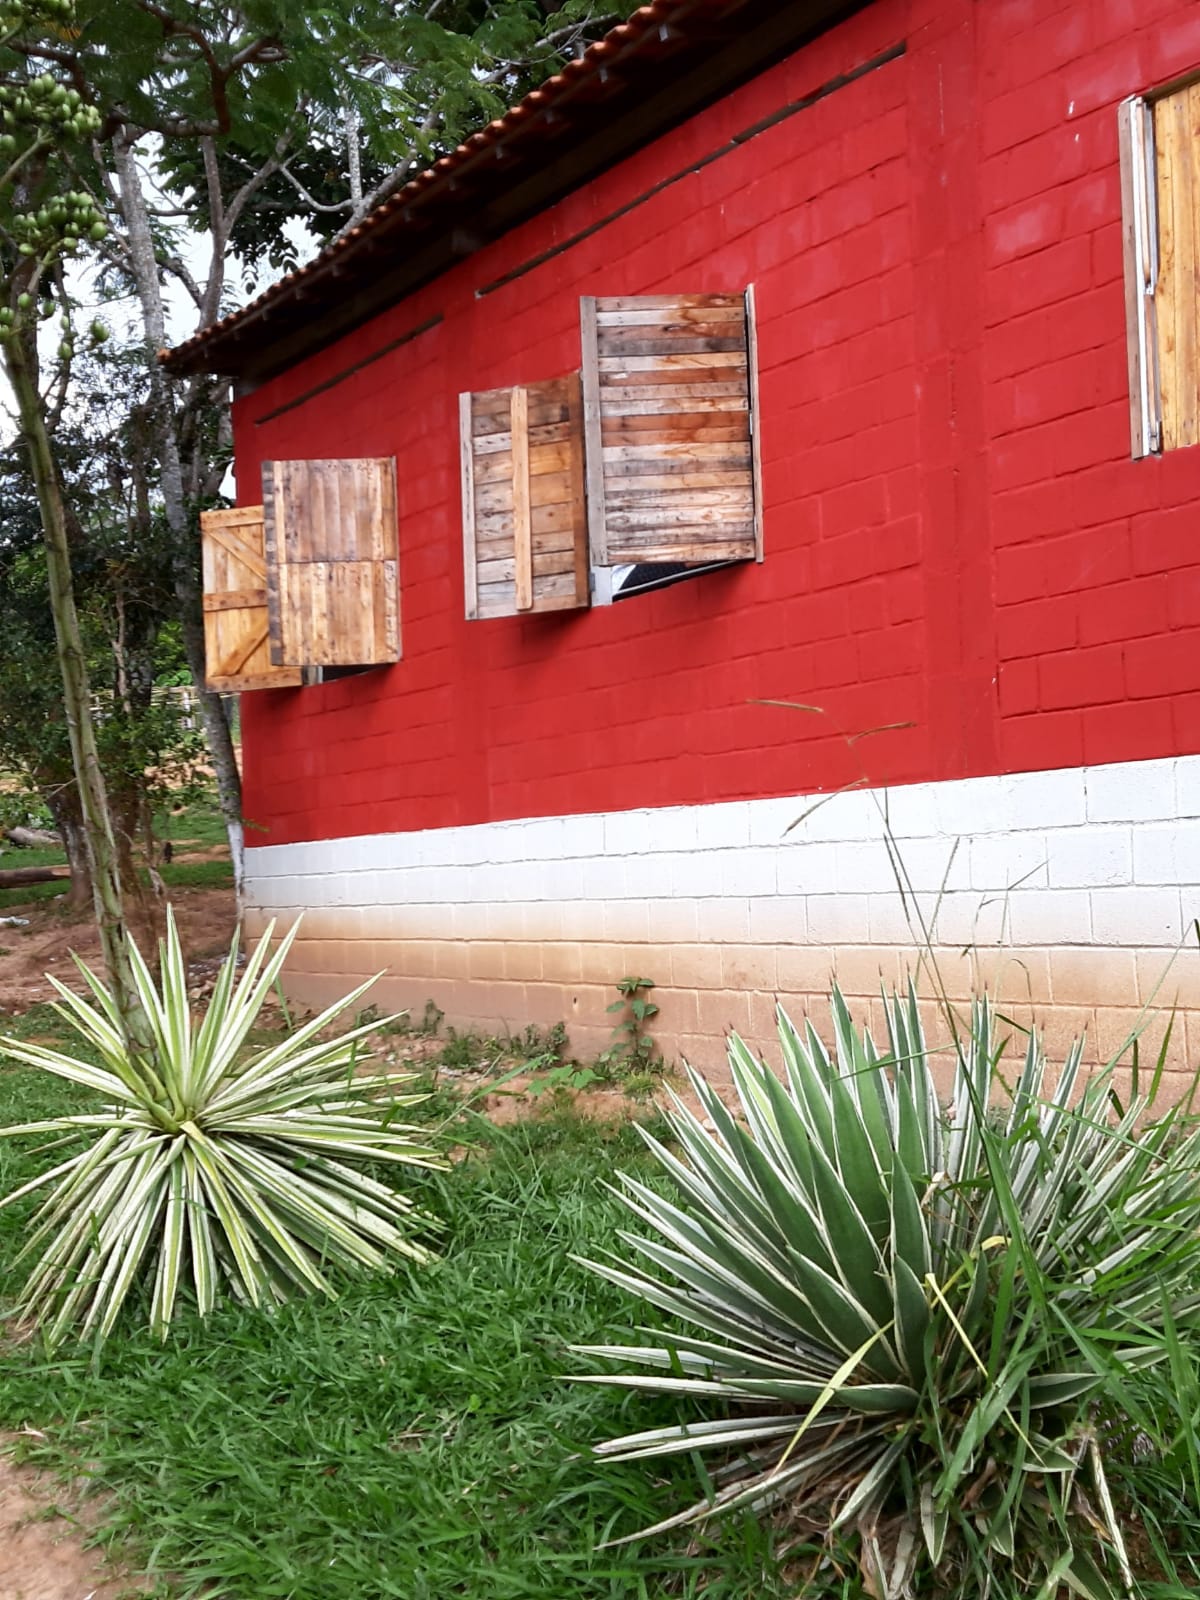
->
[580,290,762,567]
[459,374,588,619]
[262,457,400,668]
[200,505,301,692]
[1120,87,1200,457]
[1152,84,1200,453]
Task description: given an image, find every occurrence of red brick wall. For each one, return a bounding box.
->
[234,0,1200,850]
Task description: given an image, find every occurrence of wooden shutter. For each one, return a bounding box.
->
[1120,86,1200,457]
[262,457,400,668]
[1119,97,1159,458]
[580,290,762,567]
[200,505,301,692]
[459,374,588,619]
[1153,83,1200,452]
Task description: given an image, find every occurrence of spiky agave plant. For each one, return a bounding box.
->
[576,988,1200,1599]
[0,910,443,1345]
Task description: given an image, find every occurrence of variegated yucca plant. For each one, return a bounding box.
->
[577,989,1200,1599]
[0,910,442,1346]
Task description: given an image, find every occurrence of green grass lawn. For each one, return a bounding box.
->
[0,1062,798,1600]
[0,794,233,911]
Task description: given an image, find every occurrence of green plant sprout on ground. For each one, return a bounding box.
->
[597,976,666,1081]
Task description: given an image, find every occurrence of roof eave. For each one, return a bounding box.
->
[165,0,871,384]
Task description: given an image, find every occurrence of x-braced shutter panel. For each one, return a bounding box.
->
[460,374,588,619]
[200,505,302,692]
[580,291,761,566]
[263,457,400,668]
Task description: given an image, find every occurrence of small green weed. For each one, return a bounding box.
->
[511,1018,569,1062]
[369,998,444,1039]
[437,1024,505,1071]
[527,1063,602,1100]
[597,976,666,1082]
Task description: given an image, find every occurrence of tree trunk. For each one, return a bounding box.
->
[0,866,68,888]
[4,323,152,1051]
[113,134,247,902]
[45,787,92,911]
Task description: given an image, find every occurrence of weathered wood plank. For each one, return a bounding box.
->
[474,476,577,519]
[598,351,747,373]
[601,468,751,493]
[1187,83,1200,449]
[746,282,764,562]
[605,487,752,511]
[600,377,750,399]
[597,331,748,357]
[510,385,533,611]
[472,396,570,435]
[595,304,745,328]
[474,440,578,483]
[600,421,750,448]
[606,536,757,563]
[476,526,578,560]
[1164,85,1200,448]
[478,549,578,583]
[1155,93,1180,451]
[602,441,753,465]
[460,391,479,619]
[607,504,755,530]
[594,293,745,313]
[473,419,575,454]
[564,369,589,611]
[477,571,578,616]
[203,587,268,612]
[198,504,268,529]
[598,394,749,417]
[204,523,268,579]
[581,296,608,566]
[216,618,269,679]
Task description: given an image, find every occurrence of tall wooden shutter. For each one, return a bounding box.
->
[262,457,400,668]
[1120,88,1200,457]
[459,374,588,619]
[580,290,762,566]
[1153,84,1200,452]
[200,505,301,692]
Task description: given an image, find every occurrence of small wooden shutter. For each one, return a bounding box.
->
[580,291,762,567]
[200,505,301,692]
[459,374,588,619]
[262,457,400,668]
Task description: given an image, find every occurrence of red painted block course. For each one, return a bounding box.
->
[1082,696,1176,763]
[1039,643,1125,710]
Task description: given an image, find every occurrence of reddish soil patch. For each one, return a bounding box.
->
[0,1442,151,1600]
[0,890,237,1016]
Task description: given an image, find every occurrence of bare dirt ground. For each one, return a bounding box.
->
[0,881,237,1599]
[0,1441,152,1600]
[0,890,238,1015]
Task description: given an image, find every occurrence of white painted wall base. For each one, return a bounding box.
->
[242,755,1200,1088]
